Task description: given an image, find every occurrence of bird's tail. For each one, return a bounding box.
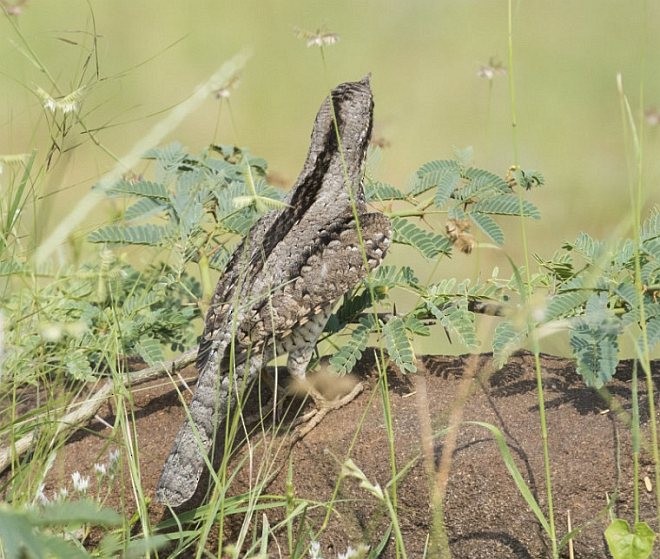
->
[156,341,233,508]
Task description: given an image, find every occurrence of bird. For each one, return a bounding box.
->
[156,75,391,509]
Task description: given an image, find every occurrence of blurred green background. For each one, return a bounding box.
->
[1,0,658,356]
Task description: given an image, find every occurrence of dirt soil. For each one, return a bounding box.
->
[44,351,659,558]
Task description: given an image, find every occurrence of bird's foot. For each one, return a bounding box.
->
[291,381,364,439]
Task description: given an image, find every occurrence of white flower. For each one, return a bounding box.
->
[35,85,84,115]
[93,462,107,477]
[294,27,340,48]
[108,449,120,465]
[35,484,49,506]
[339,545,369,559]
[477,57,506,80]
[309,541,321,559]
[71,471,90,493]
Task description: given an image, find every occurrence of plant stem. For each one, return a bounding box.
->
[507,0,519,165]
[507,2,557,555]
[632,361,640,524]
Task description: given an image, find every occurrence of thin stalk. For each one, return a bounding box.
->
[507,2,557,555]
[378,356,404,558]
[506,1,519,165]
[632,361,640,524]
[316,44,404,556]
[617,66,660,527]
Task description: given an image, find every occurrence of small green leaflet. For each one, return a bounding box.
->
[473,194,540,219]
[569,293,621,388]
[425,300,478,350]
[330,318,372,375]
[364,180,407,201]
[469,211,504,245]
[605,519,655,559]
[382,316,416,372]
[463,167,510,194]
[391,216,451,259]
[88,224,175,246]
[100,179,168,200]
[492,320,526,368]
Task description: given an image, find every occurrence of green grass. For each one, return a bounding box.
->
[1,2,659,558]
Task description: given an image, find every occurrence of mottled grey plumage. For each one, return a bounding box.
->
[157,76,391,508]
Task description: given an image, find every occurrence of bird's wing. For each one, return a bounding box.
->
[236,212,392,355]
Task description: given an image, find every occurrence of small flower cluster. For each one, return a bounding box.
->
[0,0,28,16]
[645,107,660,128]
[34,448,120,506]
[213,73,241,100]
[294,26,340,48]
[35,85,85,115]
[477,57,507,80]
[309,541,369,559]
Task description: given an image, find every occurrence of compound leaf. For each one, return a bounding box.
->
[382,316,416,372]
[469,211,505,245]
[473,194,540,219]
[569,293,621,388]
[88,224,174,246]
[391,216,452,259]
[330,318,372,375]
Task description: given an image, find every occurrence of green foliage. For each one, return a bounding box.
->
[0,500,120,559]
[493,321,525,368]
[382,316,417,373]
[325,155,539,371]
[2,257,201,384]
[569,293,621,388]
[328,317,373,375]
[89,143,282,270]
[496,207,660,386]
[390,216,451,258]
[605,519,656,559]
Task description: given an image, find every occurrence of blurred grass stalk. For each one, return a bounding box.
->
[507,0,558,555]
[35,51,250,265]
[616,71,660,530]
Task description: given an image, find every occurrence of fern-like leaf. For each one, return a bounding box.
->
[88,224,174,246]
[382,316,416,372]
[569,293,621,388]
[411,160,460,196]
[463,167,510,193]
[365,181,407,201]
[208,244,235,272]
[102,179,169,200]
[326,291,375,333]
[473,194,541,219]
[492,320,527,368]
[434,170,461,207]
[124,197,167,221]
[404,315,430,336]
[368,265,419,289]
[426,301,478,349]
[646,315,660,349]
[143,142,187,173]
[66,350,94,381]
[391,216,452,258]
[134,336,164,366]
[544,290,591,322]
[569,232,604,263]
[469,211,505,245]
[641,206,659,241]
[329,318,372,375]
